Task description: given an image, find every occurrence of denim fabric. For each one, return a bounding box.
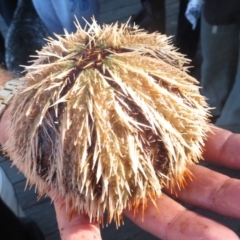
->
[32,0,100,36]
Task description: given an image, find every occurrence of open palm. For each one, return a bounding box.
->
[52,126,240,240]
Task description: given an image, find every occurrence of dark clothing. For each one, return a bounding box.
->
[131,0,166,34]
[0,0,17,25]
[201,0,240,132]
[0,198,45,240]
[175,0,200,59]
[203,0,240,25]
[0,0,18,65]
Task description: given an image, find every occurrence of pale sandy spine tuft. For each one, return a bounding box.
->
[3,19,210,226]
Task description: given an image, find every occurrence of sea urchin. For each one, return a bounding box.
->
[4,19,210,226]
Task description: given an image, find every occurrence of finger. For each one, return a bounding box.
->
[124,194,239,240]
[53,197,102,240]
[203,126,240,168]
[168,164,240,219]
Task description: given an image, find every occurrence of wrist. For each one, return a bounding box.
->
[0,69,21,145]
[0,107,11,146]
[0,79,20,119]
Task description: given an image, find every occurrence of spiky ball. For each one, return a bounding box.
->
[4,20,209,226]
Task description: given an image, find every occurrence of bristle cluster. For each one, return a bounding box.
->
[4,19,210,226]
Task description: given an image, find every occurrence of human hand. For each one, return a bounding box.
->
[50,126,240,240]
[1,107,239,240]
[0,83,238,240]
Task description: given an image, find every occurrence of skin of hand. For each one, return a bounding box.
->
[0,75,240,239]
